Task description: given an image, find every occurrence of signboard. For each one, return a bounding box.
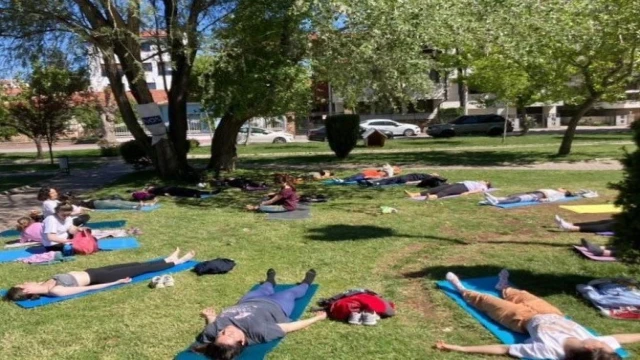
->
[137,103,168,145]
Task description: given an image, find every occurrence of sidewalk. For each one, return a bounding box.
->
[0,160,135,231]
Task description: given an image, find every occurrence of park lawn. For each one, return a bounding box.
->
[0,175,52,192]
[0,162,102,174]
[2,167,640,359]
[0,148,104,160]
[188,132,634,156]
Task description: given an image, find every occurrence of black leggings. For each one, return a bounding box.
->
[420,183,468,198]
[73,214,90,226]
[371,173,445,186]
[576,219,615,233]
[150,186,217,198]
[85,259,173,285]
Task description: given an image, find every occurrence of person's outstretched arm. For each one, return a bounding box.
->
[435,341,510,355]
[200,308,217,325]
[278,311,327,334]
[48,278,131,297]
[261,194,283,206]
[612,334,640,344]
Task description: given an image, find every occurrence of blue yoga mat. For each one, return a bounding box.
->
[174,283,319,360]
[480,196,583,209]
[0,237,140,263]
[0,220,127,238]
[1,259,198,309]
[96,205,161,213]
[322,179,359,186]
[437,276,628,359]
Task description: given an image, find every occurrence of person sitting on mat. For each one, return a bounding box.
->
[3,248,195,301]
[555,215,616,233]
[41,202,83,252]
[484,188,576,206]
[246,174,298,213]
[190,268,326,360]
[35,186,91,226]
[580,238,616,257]
[15,217,44,244]
[334,164,400,183]
[405,180,491,200]
[361,173,447,187]
[435,269,640,359]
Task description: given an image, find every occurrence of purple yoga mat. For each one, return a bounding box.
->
[410,188,499,201]
[573,246,617,262]
[597,232,614,236]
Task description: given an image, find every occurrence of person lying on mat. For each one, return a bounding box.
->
[15,217,44,244]
[361,173,447,187]
[304,170,334,180]
[64,195,158,211]
[190,268,326,360]
[246,174,298,213]
[35,186,91,226]
[435,269,640,359]
[484,188,576,206]
[580,238,616,257]
[334,164,400,183]
[138,185,219,199]
[41,203,83,252]
[3,248,195,302]
[555,215,615,233]
[405,180,491,200]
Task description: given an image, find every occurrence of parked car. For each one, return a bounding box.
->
[426,114,514,138]
[360,119,421,137]
[237,127,294,144]
[307,127,327,142]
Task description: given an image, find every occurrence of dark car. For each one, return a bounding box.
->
[307,127,327,142]
[427,114,514,138]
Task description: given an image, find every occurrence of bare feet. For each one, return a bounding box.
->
[246,205,259,211]
[176,250,196,264]
[495,269,510,291]
[555,215,578,231]
[428,194,438,200]
[404,190,420,198]
[445,272,466,293]
[166,247,180,263]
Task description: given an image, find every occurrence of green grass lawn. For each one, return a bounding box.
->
[2,167,640,359]
[0,175,52,192]
[0,162,102,174]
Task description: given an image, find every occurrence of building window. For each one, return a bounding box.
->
[142,63,153,72]
[159,62,172,76]
[147,82,157,90]
[141,42,152,52]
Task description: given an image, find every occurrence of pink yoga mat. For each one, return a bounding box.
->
[410,188,499,201]
[573,246,617,262]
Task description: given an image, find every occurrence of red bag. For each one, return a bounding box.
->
[71,229,99,255]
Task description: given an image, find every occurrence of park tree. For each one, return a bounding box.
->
[201,0,312,172]
[0,60,89,163]
[0,0,236,179]
[428,0,640,154]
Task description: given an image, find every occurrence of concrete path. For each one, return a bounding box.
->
[0,160,134,232]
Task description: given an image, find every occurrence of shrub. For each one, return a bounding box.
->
[187,138,200,153]
[609,120,640,263]
[120,138,152,167]
[438,107,465,123]
[325,114,360,159]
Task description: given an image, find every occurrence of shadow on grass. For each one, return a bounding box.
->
[238,149,618,168]
[403,264,594,296]
[306,224,468,244]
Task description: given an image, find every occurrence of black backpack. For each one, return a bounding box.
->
[192,258,236,276]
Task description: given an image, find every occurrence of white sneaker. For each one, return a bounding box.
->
[361,311,379,326]
[484,193,499,206]
[348,312,362,325]
[149,276,165,289]
[161,275,175,287]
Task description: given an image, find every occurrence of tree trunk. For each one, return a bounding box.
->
[99,112,118,143]
[517,106,528,136]
[47,139,54,165]
[558,96,600,156]
[208,113,246,172]
[457,67,468,114]
[34,137,43,159]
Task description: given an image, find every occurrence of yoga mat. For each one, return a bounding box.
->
[199,194,215,199]
[1,259,198,309]
[0,220,127,238]
[174,284,319,360]
[573,246,617,262]
[479,196,583,209]
[597,232,615,237]
[560,204,621,214]
[267,205,311,221]
[410,188,498,201]
[0,237,140,263]
[437,276,628,359]
[96,204,161,213]
[322,179,359,186]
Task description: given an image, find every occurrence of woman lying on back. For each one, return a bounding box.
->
[3,248,194,301]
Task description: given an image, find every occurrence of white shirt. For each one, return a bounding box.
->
[537,189,567,202]
[508,314,621,359]
[41,215,73,247]
[42,199,60,218]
